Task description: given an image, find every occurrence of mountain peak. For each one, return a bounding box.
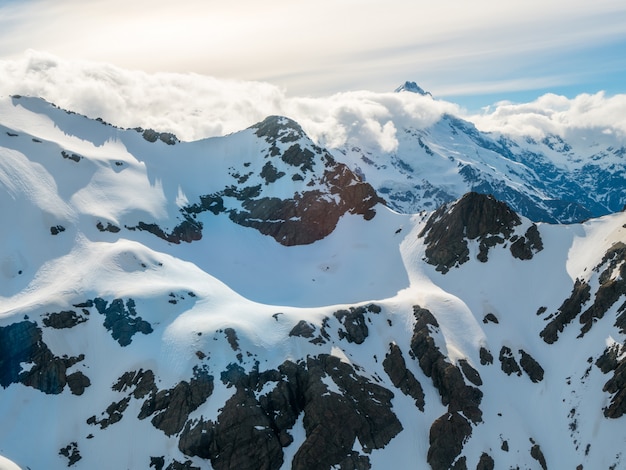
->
[418,192,538,273]
[250,115,306,144]
[394,81,432,97]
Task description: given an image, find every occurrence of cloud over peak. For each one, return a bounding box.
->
[1,51,625,152]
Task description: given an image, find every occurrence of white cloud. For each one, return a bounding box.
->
[469,92,626,140]
[0,51,625,152]
[0,51,460,151]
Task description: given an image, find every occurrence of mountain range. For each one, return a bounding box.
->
[0,89,625,470]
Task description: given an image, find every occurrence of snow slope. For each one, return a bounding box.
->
[0,95,625,469]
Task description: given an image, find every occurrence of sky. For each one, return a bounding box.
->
[1,0,625,107]
[0,0,626,146]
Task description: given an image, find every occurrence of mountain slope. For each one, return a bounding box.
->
[335,82,626,223]
[0,96,625,470]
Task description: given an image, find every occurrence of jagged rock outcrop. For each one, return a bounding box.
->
[418,192,528,273]
[0,321,88,395]
[540,280,591,344]
[92,298,153,346]
[333,304,380,344]
[510,224,544,260]
[499,346,522,377]
[596,343,626,418]
[176,116,384,246]
[409,306,483,469]
[383,343,425,410]
[530,442,548,470]
[410,306,483,421]
[541,242,626,343]
[138,128,178,145]
[579,242,626,336]
[476,452,495,470]
[427,412,472,470]
[178,355,402,470]
[43,310,88,329]
[519,350,545,383]
[139,367,214,436]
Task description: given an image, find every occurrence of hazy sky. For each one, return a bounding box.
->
[1,0,625,110]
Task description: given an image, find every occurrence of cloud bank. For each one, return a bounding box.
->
[1,52,625,152]
[1,0,626,101]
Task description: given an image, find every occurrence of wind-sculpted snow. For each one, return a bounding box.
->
[1,96,626,469]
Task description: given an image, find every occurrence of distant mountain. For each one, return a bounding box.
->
[0,94,625,470]
[394,80,433,96]
[332,84,626,223]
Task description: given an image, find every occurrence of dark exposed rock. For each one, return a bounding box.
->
[334,305,377,344]
[596,344,621,374]
[482,313,499,324]
[530,443,548,470]
[88,397,131,429]
[96,221,121,233]
[418,192,522,273]
[510,224,544,260]
[579,243,626,337]
[179,355,401,470]
[476,452,495,470]
[336,452,371,470]
[88,370,158,429]
[260,161,285,184]
[616,301,626,335]
[59,442,81,466]
[409,305,483,469]
[459,359,483,386]
[224,328,240,351]
[50,225,66,235]
[519,350,544,383]
[289,320,316,338]
[227,164,382,245]
[410,306,483,422]
[43,310,87,329]
[93,297,153,346]
[165,460,200,470]
[291,355,401,469]
[0,321,86,394]
[66,371,91,396]
[150,456,165,469]
[499,346,522,376]
[61,150,82,162]
[427,412,472,470]
[540,279,591,344]
[252,116,306,145]
[140,128,178,145]
[598,344,626,418]
[139,367,214,436]
[128,218,203,244]
[112,369,157,399]
[451,457,467,470]
[383,343,425,410]
[177,117,383,246]
[479,347,493,365]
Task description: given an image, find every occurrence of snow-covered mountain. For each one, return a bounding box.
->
[336,82,626,223]
[0,94,625,470]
